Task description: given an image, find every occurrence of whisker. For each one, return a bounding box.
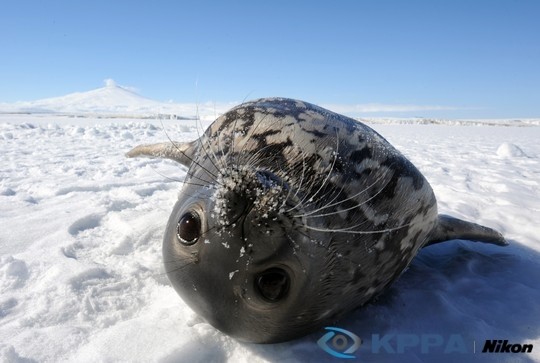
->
[145,164,185,184]
[240,142,284,170]
[285,155,329,213]
[233,110,275,170]
[299,128,340,206]
[181,180,213,189]
[140,123,216,187]
[284,150,307,210]
[158,120,221,184]
[195,102,229,175]
[303,221,413,234]
[211,128,229,172]
[299,182,347,216]
[163,262,195,275]
[285,233,307,273]
[160,255,199,276]
[294,163,395,219]
[289,227,373,267]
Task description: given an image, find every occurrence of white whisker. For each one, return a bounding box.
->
[303,221,413,234]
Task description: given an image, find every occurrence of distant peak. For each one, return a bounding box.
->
[104,79,117,88]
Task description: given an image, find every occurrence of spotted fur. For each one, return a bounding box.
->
[127,97,506,343]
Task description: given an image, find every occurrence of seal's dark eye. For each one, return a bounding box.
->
[255,268,290,302]
[177,212,201,245]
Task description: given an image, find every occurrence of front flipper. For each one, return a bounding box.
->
[426,214,508,247]
[126,140,198,168]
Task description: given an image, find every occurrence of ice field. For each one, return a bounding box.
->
[0,92,539,362]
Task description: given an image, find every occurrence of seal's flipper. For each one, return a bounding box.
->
[426,214,508,247]
[126,141,197,167]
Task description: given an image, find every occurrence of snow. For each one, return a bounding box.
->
[497,142,529,158]
[361,117,540,127]
[0,109,539,362]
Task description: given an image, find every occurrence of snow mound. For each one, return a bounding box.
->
[496,142,528,158]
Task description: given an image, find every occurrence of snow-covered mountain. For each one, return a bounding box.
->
[1,82,539,126]
[0,80,233,120]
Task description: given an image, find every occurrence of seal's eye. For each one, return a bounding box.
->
[177,212,201,245]
[255,268,290,302]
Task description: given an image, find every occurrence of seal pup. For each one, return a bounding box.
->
[127,97,506,343]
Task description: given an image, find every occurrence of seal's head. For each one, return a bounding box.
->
[161,125,349,343]
[164,163,325,343]
[127,98,507,343]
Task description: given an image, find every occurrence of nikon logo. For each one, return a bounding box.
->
[482,340,533,354]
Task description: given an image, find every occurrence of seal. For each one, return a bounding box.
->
[127,97,507,343]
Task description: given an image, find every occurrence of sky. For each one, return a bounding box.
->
[1,0,539,118]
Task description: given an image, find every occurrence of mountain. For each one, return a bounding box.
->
[0,80,231,120]
[3,83,538,126]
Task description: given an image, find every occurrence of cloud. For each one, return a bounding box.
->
[320,103,462,114]
[103,79,140,93]
[103,79,117,88]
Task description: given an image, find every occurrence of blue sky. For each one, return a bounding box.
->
[1,0,539,118]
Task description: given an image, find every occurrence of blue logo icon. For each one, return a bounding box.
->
[317,327,362,359]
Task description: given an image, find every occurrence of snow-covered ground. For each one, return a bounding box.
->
[1,111,539,362]
[362,117,540,127]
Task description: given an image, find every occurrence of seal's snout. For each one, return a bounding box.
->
[213,167,290,229]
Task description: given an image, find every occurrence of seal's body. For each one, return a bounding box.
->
[127,98,506,343]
